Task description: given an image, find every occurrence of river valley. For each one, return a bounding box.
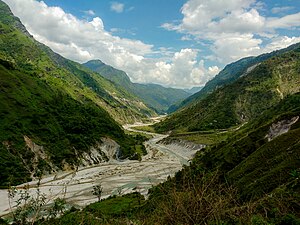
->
[0,120,201,216]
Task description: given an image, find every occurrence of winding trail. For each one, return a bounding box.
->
[0,117,197,216]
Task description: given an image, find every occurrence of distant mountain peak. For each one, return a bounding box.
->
[83,60,191,113]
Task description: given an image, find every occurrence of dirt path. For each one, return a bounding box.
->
[0,118,196,216]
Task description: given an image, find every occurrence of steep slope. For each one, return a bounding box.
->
[0,1,154,124]
[155,44,300,132]
[0,1,146,186]
[83,60,190,113]
[38,93,300,225]
[142,93,300,224]
[170,43,300,112]
[200,92,300,198]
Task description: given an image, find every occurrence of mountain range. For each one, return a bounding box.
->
[0,1,149,186]
[0,0,299,223]
[169,43,300,113]
[83,60,190,113]
[155,43,300,132]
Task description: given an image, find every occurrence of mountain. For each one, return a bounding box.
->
[83,60,191,113]
[170,43,300,112]
[155,43,300,132]
[184,86,203,94]
[0,2,155,125]
[140,93,300,224]
[0,1,147,186]
[36,91,300,225]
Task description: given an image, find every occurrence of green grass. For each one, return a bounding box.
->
[131,125,156,133]
[0,62,147,186]
[85,193,145,218]
[124,130,153,139]
[39,193,145,225]
[170,130,230,145]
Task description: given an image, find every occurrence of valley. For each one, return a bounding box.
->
[0,0,299,223]
[0,119,201,216]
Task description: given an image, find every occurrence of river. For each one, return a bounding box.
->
[0,120,198,216]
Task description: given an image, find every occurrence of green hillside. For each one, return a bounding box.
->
[35,92,300,225]
[0,1,147,186]
[83,60,190,113]
[155,45,300,132]
[0,1,154,124]
[139,93,300,224]
[170,43,300,113]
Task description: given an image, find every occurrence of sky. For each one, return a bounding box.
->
[3,0,300,88]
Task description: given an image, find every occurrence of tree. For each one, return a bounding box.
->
[92,184,103,202]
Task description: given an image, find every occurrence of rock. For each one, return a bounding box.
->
[266,116,299,141]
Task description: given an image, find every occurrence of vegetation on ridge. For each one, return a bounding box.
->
[0,0,147,187]
[27,92,300,225]
[1,1,299,224]
[169,42,300,113]
[155,46,300,132]
[83,60,191,113]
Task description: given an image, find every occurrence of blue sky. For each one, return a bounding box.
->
[3,0,300,88]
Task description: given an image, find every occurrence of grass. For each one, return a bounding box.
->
[131,125,156,133]
[85,193,145,218]
[124,130,153,139]
[38,193,146,225]
[170,130,230,145]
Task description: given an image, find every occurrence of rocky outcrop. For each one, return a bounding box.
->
[158,137,205,160]
[266,116,299,141]
[22,136,121,178]
[80,137,120,166]
[158,138,205,151]
[23,135,57,178]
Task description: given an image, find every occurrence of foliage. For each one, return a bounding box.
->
[40,193,145,225]
[155,46,300,132]
[170,42,300,113]
[131,125,156,133]
[0,1,148,187]
[6,181,67,224]
[83,60,191,113]
[92,185,103,202]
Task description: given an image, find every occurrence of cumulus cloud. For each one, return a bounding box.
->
[211,34,262,64]
[162,0,300,64]
[3,0,218,88]
[266,12,300,29]
[262,36,300,53]
[3,0,299,88]
[110,2,124,13]
[134,49,220,88]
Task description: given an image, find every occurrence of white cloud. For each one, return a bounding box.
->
[3,0,218,88]
[180,0,255,32]
[127,6,135,12]
[211,9,265,33]
[271,6,294,14]
[84,10,95,16]
[161,0,300,64]
[110,2,124,13]
[135,49,220,88]
[266,12,300,29]
[3,0,299,89]
[263,36,300,53]
[211,33,262,64]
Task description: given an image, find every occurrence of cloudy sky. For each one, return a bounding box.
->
[3,0,300,88]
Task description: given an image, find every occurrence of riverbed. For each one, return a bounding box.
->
[0,122,198,216]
